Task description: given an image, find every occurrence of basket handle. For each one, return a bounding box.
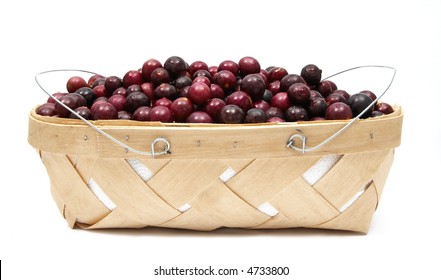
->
[286,65,397,154]
[34,69,171,158]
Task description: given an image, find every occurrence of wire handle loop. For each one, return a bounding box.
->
[35,69,171,158]
[287,65,396,154]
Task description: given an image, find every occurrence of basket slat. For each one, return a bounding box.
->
[313,150,390,210]
[226,156,323,207]
[41,152,110,226]
[266,177,340,227]
[313,182,378,233]
[89,158,181,226]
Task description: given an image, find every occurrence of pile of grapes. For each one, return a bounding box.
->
[36,56,394,124]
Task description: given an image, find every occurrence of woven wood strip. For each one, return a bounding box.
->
[312,150,390,210]
[371,149,394,205]
[87,157,181,226]
[165,179,270,230]
[146,159,243,209]
[265,177,341,228]
[41,151,110,226]
[313,181,378,233]
[226,156,322,207]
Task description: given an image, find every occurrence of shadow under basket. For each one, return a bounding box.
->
[28,107,403,234]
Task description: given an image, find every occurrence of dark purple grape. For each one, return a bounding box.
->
[108,94,126,111]
[218,60,240,76]
[104,76,123,95]
[253,100,270,112]
[141,58,162,82]
[309,90,324,100]
[123,70,143,88]
[262,89,273,103]
[113,87,127,97]
[126,84,142,95]
[192,76,211,86]
[125,91,150,113]
[213,70,237,93]
[149,105,172,122]
[325,93,348,106]
[36,103,56,116]
[91,102,118,120]
[316,80,337,97]
[154,83,177,100]
[332,89,350,100]
[308,98,327,118]
[270,92,291,112]
[287,83,310,105]
[47,92,67,104]
[150,68,171,87]
[268,80,280,95]
[210,84,225,99]
[170,97,194,122]
[70,106,91,120]
[154,97,173,109]
[226,91,252,112]
[55,95,77,118]
[265,106,284,120]
[240,74,266,101]
[132,106,151,121]
[186,111,213,123]
[188,82,211,106]
[75,87,95,107]
[325,102,353,120]
[267,67,288,83]
[192,69,212,81]
[375,102,394,114]
[280,74,306,92]
[66,76,88,93]
[188,61,208,76]
[285,106,310,122]
[371,111,384,118]
[204,98,226,122]
[348,93,374,119]
[220,104,244,124]
[67,93,87,108]
[238,56,261,76]
[164,56,187,78]
[174,76,192,92]
[245,108,266,123]
[301,64,322,86]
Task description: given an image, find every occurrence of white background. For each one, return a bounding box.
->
[1,0,440,279]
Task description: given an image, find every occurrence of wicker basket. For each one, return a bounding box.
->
[28,105,403,233]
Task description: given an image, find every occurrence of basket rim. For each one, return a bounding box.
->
[28,106,403,159]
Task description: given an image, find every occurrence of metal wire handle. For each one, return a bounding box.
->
[34,69,171,158]
[286,65,397,154]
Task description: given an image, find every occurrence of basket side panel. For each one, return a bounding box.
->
[169,179,270,229]
[226,156,322,207]
[313,181,378,233]
[371,149,395,205]
[146,159,253,209]
[41,152,111,227]
[266,177,341,227]
[87,158,182,227]
[313,150,390,210]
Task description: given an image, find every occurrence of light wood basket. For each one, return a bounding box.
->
[28,105,403,233]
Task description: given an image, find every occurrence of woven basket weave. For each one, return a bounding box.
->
[28,105,402,233]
